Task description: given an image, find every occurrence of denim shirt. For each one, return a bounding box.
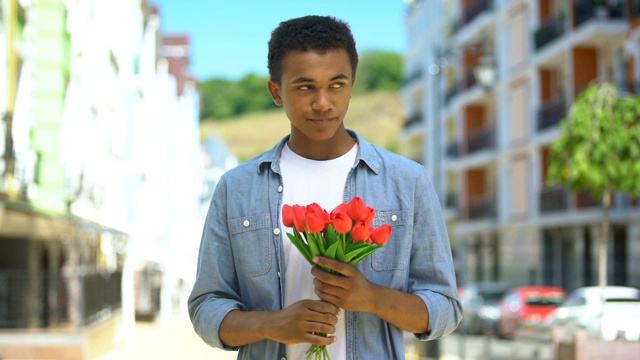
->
[188,130,462,360]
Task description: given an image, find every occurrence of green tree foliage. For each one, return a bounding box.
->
[547,82,640,305]
[547,82,640,198]
[354,50,403,95]
[198,50,404,121]
[199,74,277,121]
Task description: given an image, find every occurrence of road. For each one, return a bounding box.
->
[94,316,550,360]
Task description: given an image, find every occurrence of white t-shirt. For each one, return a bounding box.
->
[279,141,358,360]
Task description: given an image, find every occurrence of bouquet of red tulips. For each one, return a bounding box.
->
[281,196,392,360]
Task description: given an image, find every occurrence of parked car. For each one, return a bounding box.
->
[496,286,567,339]
[546,286,640,341]
[458,282,512,335]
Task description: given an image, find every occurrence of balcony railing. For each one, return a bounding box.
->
[467,194,497,220]
[465,127,495,154]
[576,190,599,208]
[534,12,565,51]
[446,192,458,208]
[574,2,625,28]
[446,141,460,158]
[539,185,570,212]
[537,94,567,131]
[0,270,122,329]
[404,112,423,129]
[403,69,424,86]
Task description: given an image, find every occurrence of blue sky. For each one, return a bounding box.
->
[151,0,408,81]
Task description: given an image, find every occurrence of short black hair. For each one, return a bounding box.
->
[267,15,358,83]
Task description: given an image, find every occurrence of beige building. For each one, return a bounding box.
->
[402,0,640,290]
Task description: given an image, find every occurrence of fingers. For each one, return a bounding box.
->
[313,256,352,275]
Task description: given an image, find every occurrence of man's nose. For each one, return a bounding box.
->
[311,89,332,112]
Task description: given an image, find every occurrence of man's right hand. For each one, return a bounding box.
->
[268,299,340,345]
[219,299,340,347]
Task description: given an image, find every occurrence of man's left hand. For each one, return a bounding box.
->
[311,256,379,313]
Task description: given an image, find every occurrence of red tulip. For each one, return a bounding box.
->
[282,204,294,227]
[292,205,307,232]
[350,221,372,242]
[330,203,352,234]
[370,224,392,246]
[305,203,330,234]
[348,196,375,226]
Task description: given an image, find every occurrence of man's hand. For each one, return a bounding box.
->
[311,256,378,313]
[219,299,339,347]
[265,299,339,345]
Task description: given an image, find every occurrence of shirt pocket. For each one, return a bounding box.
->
[371,210,412,271]
[228,214,273,278]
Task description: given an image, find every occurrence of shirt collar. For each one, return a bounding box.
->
[256,129,381,175]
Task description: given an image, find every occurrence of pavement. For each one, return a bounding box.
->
[93,311,535,360]
[93,315,236,360]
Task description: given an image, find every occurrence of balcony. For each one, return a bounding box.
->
[576,190,599,208]
[465,126,495,155]
[534,12,566,51]
[457,0,493,32]
[446,192,458,209]
[404,112,423,129]
[539,185,570,212]
[467,194,497,220]
[403,68,424,87]
[574,2,625,28]
[446,140,460,158]
[537,95,567,131]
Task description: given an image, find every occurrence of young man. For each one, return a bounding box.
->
[188,15,461,359]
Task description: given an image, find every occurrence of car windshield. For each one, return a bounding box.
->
[526,297,565,306]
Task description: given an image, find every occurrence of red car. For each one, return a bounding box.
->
[496,286,567,339]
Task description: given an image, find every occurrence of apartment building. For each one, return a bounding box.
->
[402,0,640,291]
[0,1,202,358]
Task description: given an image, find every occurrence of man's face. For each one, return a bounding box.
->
[268,49,355,145]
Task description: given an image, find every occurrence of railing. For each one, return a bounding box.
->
[446,141,460,158]
[404,112,423,129]
[403,69,424,86]
[534,12,565,51]
[467,195,497,220]
[576,190,599,208]
[574,2,626,28]
[446,192,458,209]
[539,185,570,212]
[537,94,567,131]
[462,0,493,28]
[0,269,122,329]
[463,68,477,92]
[466,127,495,154]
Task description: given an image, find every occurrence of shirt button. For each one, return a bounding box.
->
[243,220,250,227]
[273,228,281,235]
[391,215,398,222]
[280,357,286,360]
[277,185,283,193]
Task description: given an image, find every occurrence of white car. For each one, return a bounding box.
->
[549,286,640,341]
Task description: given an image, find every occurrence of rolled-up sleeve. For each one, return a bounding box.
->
[188,178,244,350]
[410,168,462,340]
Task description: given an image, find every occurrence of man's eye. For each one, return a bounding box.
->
[298,85,312,90]
[331,83,345,89]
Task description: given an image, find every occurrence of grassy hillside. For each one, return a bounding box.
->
[200,91,406,162]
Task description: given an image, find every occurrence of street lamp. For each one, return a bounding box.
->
[428,38,497,204]
[473,54,498,91]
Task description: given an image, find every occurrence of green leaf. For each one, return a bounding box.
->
[343,242,375,263]
[287,233,314,265]
[324,241,339,260]
[349,246,384,266]
[307,233,323,258]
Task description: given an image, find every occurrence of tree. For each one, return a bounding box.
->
[547,82,640,337]
[354,50,403,94]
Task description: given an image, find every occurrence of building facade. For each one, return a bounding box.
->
[0,0,203,358]
[402,0,640,291]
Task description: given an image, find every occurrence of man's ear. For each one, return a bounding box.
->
[267,80,283,106]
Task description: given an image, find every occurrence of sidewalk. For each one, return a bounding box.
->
[93,317,236,360]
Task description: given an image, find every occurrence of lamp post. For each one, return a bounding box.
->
[428,38,497,205]
[426,38,496,360]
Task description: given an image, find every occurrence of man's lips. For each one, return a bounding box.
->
[308,117,335,126]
